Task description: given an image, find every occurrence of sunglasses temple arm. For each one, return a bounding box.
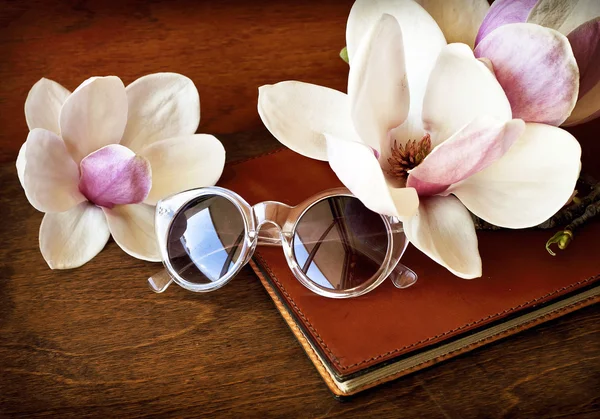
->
[148,269,174,293]
[391,263,418,289]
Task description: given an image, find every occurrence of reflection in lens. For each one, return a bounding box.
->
[292,196,389,290]
[167,195,245,284]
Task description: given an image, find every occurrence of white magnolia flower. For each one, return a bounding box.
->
[17,73,225,269]
[258,0,581,278]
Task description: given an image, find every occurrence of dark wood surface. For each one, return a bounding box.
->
[0,1,598,417]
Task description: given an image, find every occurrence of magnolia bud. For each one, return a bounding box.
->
[546,230,573,256]
[340,46,349,64]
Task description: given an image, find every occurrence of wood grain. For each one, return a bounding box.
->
[0,0,352,163]
[0,1,598,418]
[1,142,599,419]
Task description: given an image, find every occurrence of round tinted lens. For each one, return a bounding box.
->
[292,196,389,290]
[167,195,246,284]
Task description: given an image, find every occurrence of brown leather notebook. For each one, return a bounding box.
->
[218,147,600,397]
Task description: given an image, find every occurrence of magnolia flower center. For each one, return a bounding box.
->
[386,133,432,180]
[78,144,152,209]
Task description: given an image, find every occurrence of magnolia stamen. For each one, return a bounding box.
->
[386,133,432,180]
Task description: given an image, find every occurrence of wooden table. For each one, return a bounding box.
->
[1,1,598,417]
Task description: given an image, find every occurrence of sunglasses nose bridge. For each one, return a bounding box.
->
[253,201,292,246]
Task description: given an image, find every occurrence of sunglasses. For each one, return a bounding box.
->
[148,187,418,298]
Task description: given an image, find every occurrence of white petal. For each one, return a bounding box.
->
[422,43,512,146]
[17,141,37,206]
[415,0,490,48]
[120,73,200,153]
[140,134,226,205]
[39,202,110,269]
[325,134,419,217]
[527,0,600,35]
[59,76,128,163]
[103,204,161,262]
[451,123,581,228]
[348,14,410,153]
[403,195,481,279]
[23,129,86,213]
[346,0,446,128]
[16,141,27,188]
[25,78,71,134]
[258,82,361,161]
[563,17,600,126]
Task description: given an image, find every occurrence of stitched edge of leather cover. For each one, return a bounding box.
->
[255,249,598,373]
[251,257,599,396]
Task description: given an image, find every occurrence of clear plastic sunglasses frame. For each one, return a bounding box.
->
[148,186,418,298]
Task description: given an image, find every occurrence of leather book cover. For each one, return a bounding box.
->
[217,136,600,396]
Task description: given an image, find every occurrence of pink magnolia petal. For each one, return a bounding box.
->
[120,73,200,152]
[25,78,71,135]
[79,144,151,209]
[568,18,600,98]
[23,128,86,213]
[475,0,538,46]
[103,203,161,262]
[407,117,525,196]
[527,0,600,36]
[563,17,600,126]
[422,43,512,146]
[39,202,110,269]
[416,0,490,47]
[348,14,410,153]
[403,195,482,279]
[140,134,225,205]
[325,134,419,218]
[474,23,579,126]
[59,76,128,163]
[451,123,581,228]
